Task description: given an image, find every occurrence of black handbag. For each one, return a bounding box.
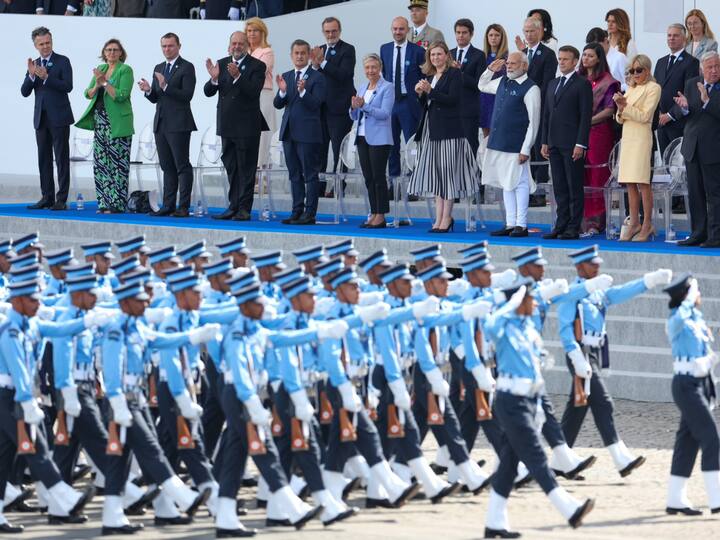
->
[127,191,151,214]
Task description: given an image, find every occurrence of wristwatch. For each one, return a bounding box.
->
[102,81,108,87]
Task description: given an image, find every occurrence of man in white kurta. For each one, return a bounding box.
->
[479,52,541,237]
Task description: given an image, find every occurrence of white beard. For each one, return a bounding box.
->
[507,70,524,80]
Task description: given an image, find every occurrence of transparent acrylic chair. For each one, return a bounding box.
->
[194,124,228,216]
[336,131,371,222]
[130,122,163,196]
[388,136,415,228]
[69,128,94,195]
[653,137,685,240]
[257,131,287,221]
[602,142,624,239]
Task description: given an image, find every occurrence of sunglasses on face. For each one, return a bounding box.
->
[628,67,645,75]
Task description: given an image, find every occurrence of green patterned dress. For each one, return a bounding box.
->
[93,88,130,212]
[82,0,113,17]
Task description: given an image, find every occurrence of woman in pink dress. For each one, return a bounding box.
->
[246,17,277,170]
[578,42,620,234]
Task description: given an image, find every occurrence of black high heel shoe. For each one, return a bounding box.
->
[436,218,454,233]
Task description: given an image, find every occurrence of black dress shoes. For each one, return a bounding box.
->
[49,514,89,524]
[509,227,528,237]
[281,214,302,225]
[51,201,67,211]
[154,515,193,526]
[619,456,646,478]
[212,209,236,220]
[484,527,521,538]
[677,236,705,246]
[0,522,24,534]
[560,231,580,240]
[365,497,394,509]
[322,507,359,527]
[101,523,144,535]
[666,506,703,516]
[430,482,462,504]
[216,526,258,537]
[232,210,251,221]
[172,208,190,218]
[69,486,96,516]
[542,229,563,239]
[27,199,53,210]
[124,485,161,515]
[490,227,514,237]
[150,207,174,217]
[568,498,595,528]
[700,239,720,248]
[291,214,316,225]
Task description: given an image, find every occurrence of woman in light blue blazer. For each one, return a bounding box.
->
[685,9,718,59]
[350,53,395,228]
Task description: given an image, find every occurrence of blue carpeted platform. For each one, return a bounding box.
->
[0,201,715,257]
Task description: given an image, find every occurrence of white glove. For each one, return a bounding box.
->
[568,348,592,379]
[471,365,496,393]
[388,378,411,410]
[356,302,390,325]
[411,278,425,297]
[425,368,450,397]
[229,267,253,280]
[290,390,315,422]
[189,323,221,345]
[317,320,349,340]
[61,386,81,417]
[200,281,213,297]
[538,278,569,302]
[693,356,712,377]
[358,291,384,306]
[228,6,240,19]
[491,269,517,289]
[244,394,271,425]
[0,302,11,315]
[37,306,55,321]
[150,281,167,298]
[412,296,440,320]
[584,274,613,294]
[313,296,335,317]
[109,394,132,427]
[686,278,700,305]
[20,399,44,425]
[447,278,470,298]
[644,268,673,289]
[505,285,527,312]
[492,289,506,305]
[338,381,363,412]
[261,303,277,321]
[175,391,203,421]
[83,309,114,328]
[144,307,172,325]
[366,389,380,410]
[462,299,493,321]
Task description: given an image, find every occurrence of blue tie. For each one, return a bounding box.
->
[41,58,47,68]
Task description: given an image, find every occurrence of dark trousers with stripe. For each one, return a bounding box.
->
[157,382,213,486]
[324,383,384,473]
[201,358,225,460]
[217,384,287,498]
[457,366,504,454]
[371,365,423,463]
[274,384,324,492]
[541,394,567,449]
[0,389,63,499]
[561,348,619,447]
[491,392,558,498]
[670,374,720,476]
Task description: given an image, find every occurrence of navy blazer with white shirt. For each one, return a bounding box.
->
[380,40,424,120]
[20,52,74,130]
[349,77,395,146]
[273,66,326,144]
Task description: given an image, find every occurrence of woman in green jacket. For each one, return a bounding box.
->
[75,38,134,213]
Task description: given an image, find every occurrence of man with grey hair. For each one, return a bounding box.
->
[479,52,541,238]
[20,26,74,211]
[675,50,720,247]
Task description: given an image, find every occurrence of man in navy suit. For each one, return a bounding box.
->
[312,16,356,194]
[21,27,74,211]
[274,39,327,225]
[449,18,485,155]
[380,16,425,178]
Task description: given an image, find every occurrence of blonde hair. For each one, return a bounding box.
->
[626,54,656,87]
[362,53,383,70]
[685,9,715,43]
[421,41,453,76]
[245,17,270,48]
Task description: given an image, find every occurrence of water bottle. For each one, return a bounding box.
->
[466,214,477,232]
[261,203,271,222]
[194,200,204,217]
[607,222,619,240]
[665,223,676,242]
[76,193,84,211]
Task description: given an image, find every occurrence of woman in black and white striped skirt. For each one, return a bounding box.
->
[408,41,481,233]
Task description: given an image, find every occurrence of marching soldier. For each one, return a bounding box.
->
[253,251,286,302]
[663,274,720,515]
[216,236,251,269]
[326,239,360,268]
[115,236,152,267]
[293,245,325,288]
[178,241,212,274]
[357,250,389,293]
[43,247,74,299]
[12,232,45,258]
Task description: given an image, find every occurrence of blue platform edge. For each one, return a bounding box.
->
[0,201,715,257]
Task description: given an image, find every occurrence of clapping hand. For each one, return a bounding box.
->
[673,91,689,109]
[35,65,48,80]
[93,68,106,86]
[488,58,505,73]
[276,73,287,93]
[297,78,306,93]
[515,35,525,51]
[311,46,324,67]
[137,78,151,93]
[227,61,240,80]
[153,71,166,88]
[612,91,627,113]
[698,82,710,104]
[350,95,365,109]
[27,58,37,77]
[205,58,220,81]
[415,79,431,95]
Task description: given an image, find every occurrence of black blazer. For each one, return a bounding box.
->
[449,44,486,118]
[541,72,592,149]
[525,42,558,94]
[145,56,197,133]
[680,76,720,164]
[201,0,242,19]
[273,67,326,144]
[653,51,699,124]
[20,52,74,130]
[146,0,190,18]
[203,54,268,139]
[414,67,465,142]
[2,0,35,13]
[318,40,356,115]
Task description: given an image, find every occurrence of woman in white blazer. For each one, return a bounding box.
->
[350,53,395,228]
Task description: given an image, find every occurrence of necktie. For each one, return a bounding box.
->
[706,83,712,93]
[528,48,535,64]
[555,76,566,101]
[163,62,171,78]
[395,45,403,96]
[295,70,302,90]
[41,58,47,68]
[668,55,676,71]
[457,49,464,65]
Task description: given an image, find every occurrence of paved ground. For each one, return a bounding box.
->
[8,396,720,539]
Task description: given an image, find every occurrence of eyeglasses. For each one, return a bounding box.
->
[628,67,645,75]
[104,48,121,53]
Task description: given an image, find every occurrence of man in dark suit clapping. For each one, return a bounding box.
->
[21,27,74,211]
[541,46,592,240]
[273,39,327,225]
[139,33,197,218]
[312,16,356,195]
[204,31,268,221]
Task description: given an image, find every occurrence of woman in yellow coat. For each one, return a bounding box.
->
[613,54,661,241]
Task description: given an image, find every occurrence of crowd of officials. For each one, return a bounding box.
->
[17,1,720,246]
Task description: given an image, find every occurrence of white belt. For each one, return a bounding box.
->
[73,365,94,382]
[374,353,385,366]
[582,332,605,348]
[0,373,14,388]
[673,355,714,377]
[124,374,141,387]
[496,375,542,397]
[453,344,466,359]
[159,368,168,382]
[224,370,233,384]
